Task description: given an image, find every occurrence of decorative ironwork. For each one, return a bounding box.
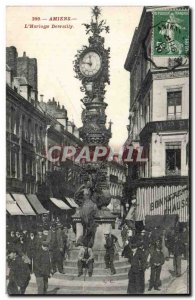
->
[73,7,114,247]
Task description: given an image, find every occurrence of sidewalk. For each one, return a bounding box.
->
[24,258,188,295]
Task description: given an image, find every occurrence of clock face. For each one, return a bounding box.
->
[80,51,102,77]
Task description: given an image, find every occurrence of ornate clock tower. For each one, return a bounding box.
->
[74,6,111,146]
[73,7,116,257]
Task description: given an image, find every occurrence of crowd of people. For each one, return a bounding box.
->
[120,224,189,294]
[6,219,189,295]
[6,221,76,294]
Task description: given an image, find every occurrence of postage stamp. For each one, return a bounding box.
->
[152,9,189,56]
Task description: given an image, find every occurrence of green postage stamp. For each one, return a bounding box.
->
[153,9,189,56]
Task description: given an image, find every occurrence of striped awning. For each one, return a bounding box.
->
[125,205,135,221]
[65,197,79,208]
[26,194,48,214]
[135,185,188,222]
[50,198,71,210]
[107,198,121,213]
[11,193,36,216]
[6,193,24,216]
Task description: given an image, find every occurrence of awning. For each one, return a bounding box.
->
[107,198,121,213]
[50,198,71,210]
[135,185,188,222]
[11,193,36,216]
[65,197,79,208]
[6,193,24,216]
[26,194,48,215]
[126,205,136,221]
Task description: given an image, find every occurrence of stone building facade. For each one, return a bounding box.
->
[124,7,189,226]
[6,46,83,206]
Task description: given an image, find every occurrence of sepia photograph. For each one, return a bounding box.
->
[6,5,190,295]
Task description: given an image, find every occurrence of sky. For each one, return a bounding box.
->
[6,6,143,149]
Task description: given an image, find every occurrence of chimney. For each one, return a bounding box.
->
[40,94,44,102]
[23,51,26,57]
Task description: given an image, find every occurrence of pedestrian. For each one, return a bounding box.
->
[173,234,183,277]
[56,222,65,271]
[26,232,36,273]
[104,232,117,275]
[34,240,51,294]
[49,222,65,274]
[121,237,133,263]
[148,244,165,291]
[62,226,68,260]
[161,230,169,260]
[7,230,17,253]
[7,250,31,295]
[35,226,44,252]
[127,239,147,294]
[121,224,128,247]
[67,225,76,250]
[165,229,174,257]
[42,226,51,244]
[77,243,94,277]
[17,234,27,255]
[181,226,189,260]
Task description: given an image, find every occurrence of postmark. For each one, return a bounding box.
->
[152,9,189,56]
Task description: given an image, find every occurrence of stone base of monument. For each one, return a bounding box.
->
[62,207,129,284]
[72,207,120,261]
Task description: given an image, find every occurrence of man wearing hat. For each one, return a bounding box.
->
[77,243,94,277]
[35,226,44,252]
[148,243,165,291]
[49,222,65,274]
[104,231,118,275]
[127,238,147,294]
[34,240,51,294]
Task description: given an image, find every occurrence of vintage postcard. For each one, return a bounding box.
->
[6,6,190,295]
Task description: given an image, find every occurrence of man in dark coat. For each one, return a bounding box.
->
[173,234,183,277]
[150,227,162,255]
[121,237,133,263]
[7,231,17,253]
[26,232,36,273]
[49,223,65,274]
[104,232,117,275]
[127,239,146,294]
[35,226,44,252]
[181,227,189,260]
[34,241,51,294]
[7,250,31,295]
[148,244,165,291]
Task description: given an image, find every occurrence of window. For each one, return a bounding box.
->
[167,91,182,120]
[11,151,16,178]
[166,142,181,176]
[11,107,16,134]
[6,148,11,176]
